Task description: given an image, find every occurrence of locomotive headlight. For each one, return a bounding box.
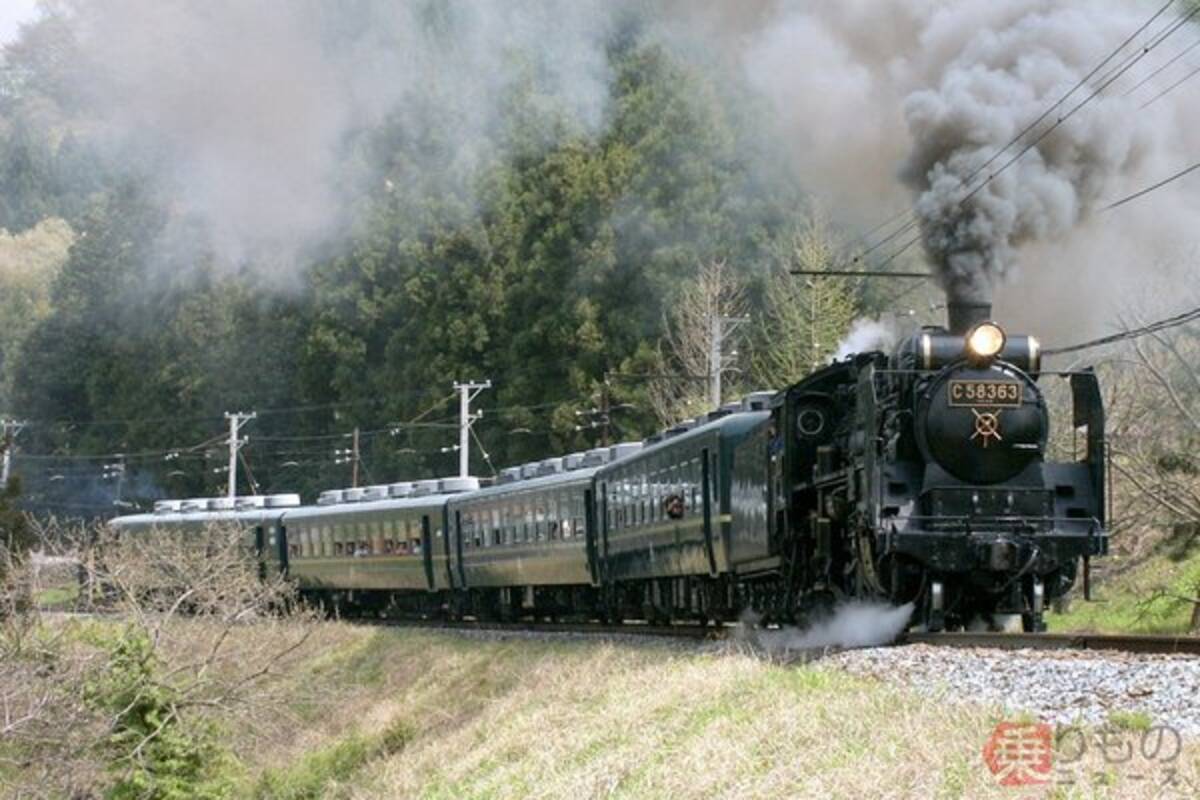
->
[965,322,1006,361]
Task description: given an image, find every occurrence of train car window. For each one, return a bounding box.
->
[523,499,534,542]
[475,510,484,548]
[411,537,422,554]
[334,541,343,556]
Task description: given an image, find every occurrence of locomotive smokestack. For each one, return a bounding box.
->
[947,299,992,335]
[944,273,992,335]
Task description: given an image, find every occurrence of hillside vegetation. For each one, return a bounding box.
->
[8,619,1200,800]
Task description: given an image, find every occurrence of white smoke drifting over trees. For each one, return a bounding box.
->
[23,0,1199,337]
[63,0,619,280]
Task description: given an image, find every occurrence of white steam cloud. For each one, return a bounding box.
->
[748,601,915,652]
[835,317,896,360]
[66,0,619,282]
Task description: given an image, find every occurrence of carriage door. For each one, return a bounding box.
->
[585,488,600,586]
[453,509,467,588]
[599,481,611,583]
[701,448,718,576]
[272,523,289,577]
[420,515,435,591]
[253,525,267,580]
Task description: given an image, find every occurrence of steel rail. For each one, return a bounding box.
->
[901,631,1200,656]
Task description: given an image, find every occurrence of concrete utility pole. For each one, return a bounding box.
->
[224,411,256,499]
[708,314,750,408]
[333,429,360,484]
[453,380,491,478]
[102,456,126,508]
[1,418,27,487]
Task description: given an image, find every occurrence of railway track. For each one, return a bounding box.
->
[900,630,1200,656]
[368,617,1200,656]
[366,617,732,641]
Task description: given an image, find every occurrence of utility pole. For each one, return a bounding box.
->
[333,428,361,486]
[102,456,126,508]
[598,380,611,447]
[708,314,750,408]
[453,380,491,478]
[224,411,256,499]
[1,418,27,487]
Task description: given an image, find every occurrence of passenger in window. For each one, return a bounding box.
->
[664,494,685,520]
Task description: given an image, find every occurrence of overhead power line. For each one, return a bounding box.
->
[1102,159,1200,210]
[842,0,1186,276]
[1043,304,1200,356]
[1139,61,1200,107]
[1124,37,1200,96]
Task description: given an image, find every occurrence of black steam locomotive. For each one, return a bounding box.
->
[770,301,1107,631]
[112,303,1107,633]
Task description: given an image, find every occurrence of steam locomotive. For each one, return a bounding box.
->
[111,302,1108,632]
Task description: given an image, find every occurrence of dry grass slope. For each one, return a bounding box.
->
[245,627,1200,800]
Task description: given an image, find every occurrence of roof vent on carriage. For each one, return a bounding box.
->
[153,500,183,514]
[740,391,775,411]
[519,462,542,480]
[580,447,611,468]
[497,467,522,485]
[439,477,480,494]
[562,452,586,471]
[234,496,266,510]
[317,489,345,506]
[360,485,389,502]
[207,497,235,511]
[663,421,695,439]
[608,442,643,461]
[535,458,565,477]
[264,494,300,508]
[342,488,366,503]
[388,482,415,498]
[410,479,441,497]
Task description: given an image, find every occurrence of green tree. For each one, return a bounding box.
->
[751,211,859,386]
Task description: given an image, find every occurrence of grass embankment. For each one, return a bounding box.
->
[222,627,1197,799]
[1048,537,1200,634]
[8,618,1199,798]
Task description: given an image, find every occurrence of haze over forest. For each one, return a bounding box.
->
[1,0,1196,514]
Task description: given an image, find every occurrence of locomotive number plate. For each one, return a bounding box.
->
[948,380,1022,408]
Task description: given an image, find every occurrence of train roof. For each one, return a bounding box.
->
[282,491,459,522]
[448,462,604,503]
[612,408,770,463]
[109,505,291,529]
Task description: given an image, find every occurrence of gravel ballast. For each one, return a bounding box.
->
[823,644,1200,735]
